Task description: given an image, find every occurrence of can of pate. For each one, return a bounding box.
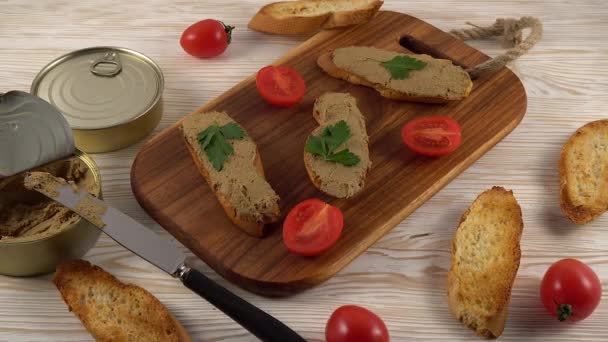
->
[30,47,164,153]
[0,150,103,276]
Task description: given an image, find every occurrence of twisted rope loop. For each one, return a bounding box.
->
[450,17,543,78]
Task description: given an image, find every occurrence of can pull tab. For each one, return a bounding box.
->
[90,51,122,77]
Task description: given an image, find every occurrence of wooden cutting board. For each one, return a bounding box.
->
[131,11,526,297]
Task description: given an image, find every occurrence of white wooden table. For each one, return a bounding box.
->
[1,1,607,341]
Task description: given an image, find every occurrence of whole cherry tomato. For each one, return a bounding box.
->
[326,305,389,342]
[540,258,602,322]
[180,19,234,58]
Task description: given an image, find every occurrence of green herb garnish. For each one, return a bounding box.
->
[197,122,246,171]
[381,55,427,80]
[305,120,360,167]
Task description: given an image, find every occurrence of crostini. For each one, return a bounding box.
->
[181,111,280,237]
[304,93,371,198]
[448,186,523,338]
[560,119,608,224]
[318,46,473,103]
[249,0,383,35]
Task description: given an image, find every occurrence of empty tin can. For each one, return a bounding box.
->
[31,47,164,153]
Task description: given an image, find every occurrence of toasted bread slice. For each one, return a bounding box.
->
[318,46,473,103]
[447,187,523,338]
[181,111,280,237]
[248,0,383,35]
[53,259,190,342]
[304,93,371,198]
[560,119,608,224]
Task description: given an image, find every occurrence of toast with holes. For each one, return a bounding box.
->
[317,46,473,103]
[53,259,190,342]
[447,186,523,338]
[248,0,383,35]
[304,93,371,198]
[181,111,281,237]
[560,119,608,224]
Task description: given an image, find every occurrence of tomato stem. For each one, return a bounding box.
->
[557,304,573,321]
[221,21,235,44]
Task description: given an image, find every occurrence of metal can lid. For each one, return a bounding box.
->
[31,47,164,130]
[0,91,75,177]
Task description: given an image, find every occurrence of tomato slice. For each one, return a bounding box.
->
[401,116,462,157]
[283,199,343,256]
[256,65,306,107]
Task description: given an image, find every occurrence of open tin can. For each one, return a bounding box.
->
[0,150,102,276]
[31,47,164,153]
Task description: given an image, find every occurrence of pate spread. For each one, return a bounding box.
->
[0,157,98,243]
[305,93,371,198]
[181,111,279,222]
[23,171,65,198]
[73,196,107,228]
[24,171,108,229]
[331,46,472,100]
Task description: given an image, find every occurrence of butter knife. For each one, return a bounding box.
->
[24,172,305,342]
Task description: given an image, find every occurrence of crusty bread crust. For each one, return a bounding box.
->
[317,52,462,103]
[448,186,523,338]
[559,119,608,224]
[321,0,383,29]
[248,0,383,35]
[53,259,191,342]
[249,5,329,35]
[182,134,276,237]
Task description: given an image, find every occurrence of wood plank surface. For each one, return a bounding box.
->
[1,0,607,341]
[130,11,527,296]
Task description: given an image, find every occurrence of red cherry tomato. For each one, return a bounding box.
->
[326,305,390,342]
[540,258,602,322]
[256,65,306,107]
[401,116,462,157]
[180,19,234,58]
[282,199,343,256]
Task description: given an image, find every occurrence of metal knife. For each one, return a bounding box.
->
[26,173,305,342]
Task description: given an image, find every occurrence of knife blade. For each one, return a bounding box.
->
[25,172,305,342]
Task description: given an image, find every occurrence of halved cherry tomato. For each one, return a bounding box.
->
[256,65,306,107]
[283,198,343,256]
[401,116,462,157]
[326,305,390,342]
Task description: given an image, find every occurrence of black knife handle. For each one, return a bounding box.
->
[180,267,306,342]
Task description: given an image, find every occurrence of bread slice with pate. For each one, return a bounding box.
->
[181,111,280,237]
[304,93,371,198]
[318,46,473,103]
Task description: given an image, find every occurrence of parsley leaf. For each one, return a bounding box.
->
[322,120,351,152]
[381,55,427,80]
[305,135,327,156]
[305,119,360,167]
[220,122,246,139]
[197,122,247,171]
[326,149,360,166]
[198,125,218,149]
